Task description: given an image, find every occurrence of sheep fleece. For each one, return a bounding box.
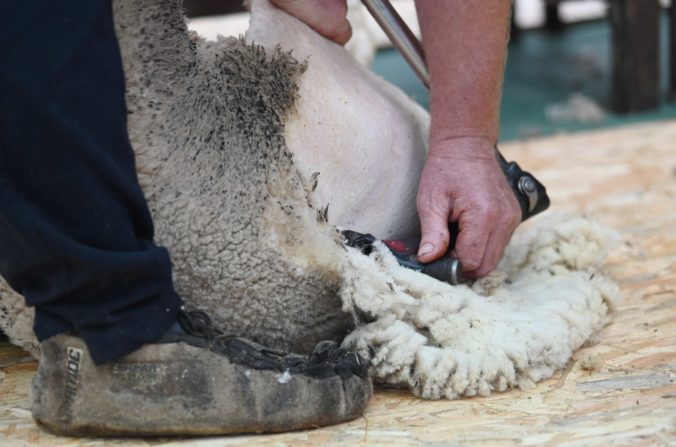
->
[0,0,619,400]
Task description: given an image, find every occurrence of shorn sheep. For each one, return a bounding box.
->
[0,0,618,399]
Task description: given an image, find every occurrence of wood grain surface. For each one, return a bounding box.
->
[2,120,675,446]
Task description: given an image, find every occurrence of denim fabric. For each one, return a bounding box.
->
[0,0,183,364]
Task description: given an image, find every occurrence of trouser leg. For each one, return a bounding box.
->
[0,0,182,364]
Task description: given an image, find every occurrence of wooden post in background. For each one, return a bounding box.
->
[671,1,676,101]
[609,0,660,114]
[544,0,564,32]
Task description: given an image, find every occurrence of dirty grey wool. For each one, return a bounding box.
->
[0,0,352,355]
[116,0,352,352]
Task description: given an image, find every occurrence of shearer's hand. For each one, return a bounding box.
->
[416,137,521,278]
[269,0,352,45]
[414,0,514,278]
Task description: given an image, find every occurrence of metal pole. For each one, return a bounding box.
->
[361,0,430,87]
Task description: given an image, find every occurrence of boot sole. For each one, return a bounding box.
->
[31,335,372,436]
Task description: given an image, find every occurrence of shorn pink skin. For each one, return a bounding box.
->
[269,0,520,278]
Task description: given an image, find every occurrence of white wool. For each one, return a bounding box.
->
[339,213,619,399]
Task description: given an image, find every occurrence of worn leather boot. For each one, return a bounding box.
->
[31,310,372,436]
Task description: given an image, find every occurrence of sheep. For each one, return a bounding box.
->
[0,0,427,356]
[0,0,618,399]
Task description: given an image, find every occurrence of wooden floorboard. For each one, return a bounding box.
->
[2,120,675,445]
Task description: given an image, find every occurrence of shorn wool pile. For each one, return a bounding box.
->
[0,0,619,399]
[339,214,618,399]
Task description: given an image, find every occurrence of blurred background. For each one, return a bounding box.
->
[184,0,676,142]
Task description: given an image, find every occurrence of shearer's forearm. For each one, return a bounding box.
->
[415,0,511,155]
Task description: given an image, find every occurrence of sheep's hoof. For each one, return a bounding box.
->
[30,312,372,437]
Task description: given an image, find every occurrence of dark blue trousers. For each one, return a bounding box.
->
[0,0,183,364]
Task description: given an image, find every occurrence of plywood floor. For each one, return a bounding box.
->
[2,120,675,446]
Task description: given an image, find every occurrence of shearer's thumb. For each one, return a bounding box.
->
[417,204,452,264]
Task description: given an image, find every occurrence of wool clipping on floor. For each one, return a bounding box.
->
[338,214,620,399]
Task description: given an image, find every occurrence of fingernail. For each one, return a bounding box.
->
[418,242,435,257]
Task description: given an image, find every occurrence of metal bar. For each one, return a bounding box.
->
[361,0,429,87]
[609,0,660,113]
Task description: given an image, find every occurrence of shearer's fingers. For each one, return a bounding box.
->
[467,202,519,277]
[270,0,352,45]
[328,19,353,45]
[453,209,491,272]
[466,229,501,278]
